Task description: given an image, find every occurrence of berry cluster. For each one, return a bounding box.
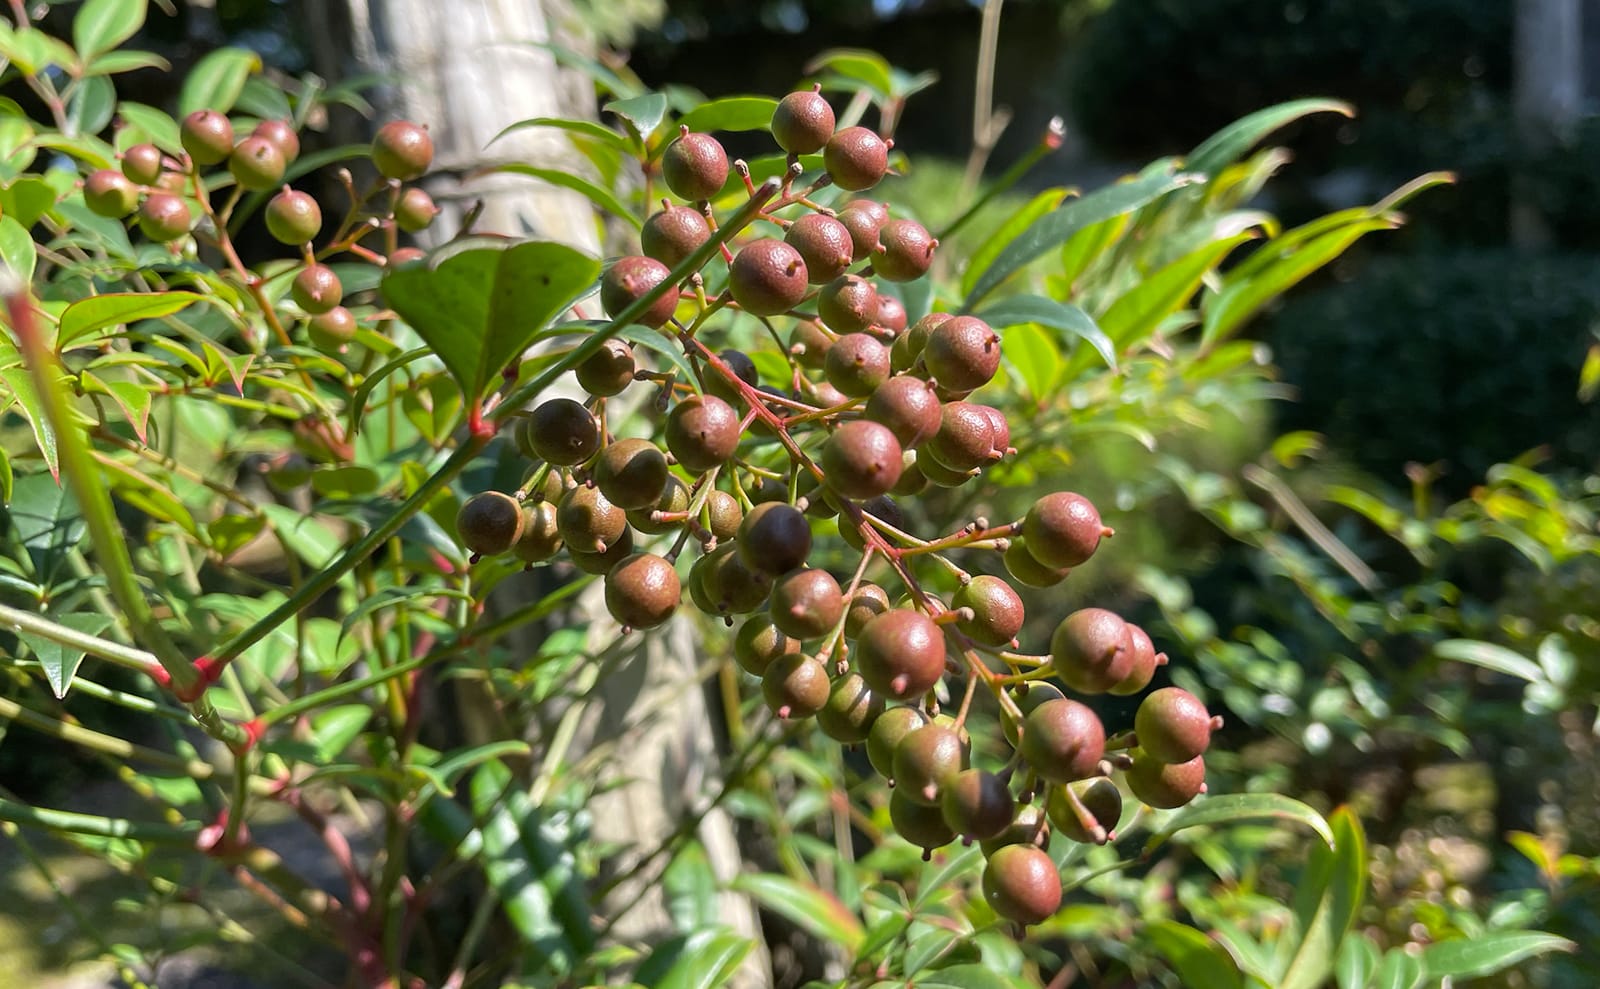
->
[82,113,440,353]
[454,87,1224,928]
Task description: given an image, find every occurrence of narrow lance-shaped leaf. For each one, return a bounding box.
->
[18,611,112,698]
[1146,793,1336,852]
[964,167,1203,309]
[1185,99,1354,178]
[1273,807,1367,989]
[977,294,1117,371]
[677,96,781,133]
[1145,921,1244,989]
[489,163,642,230]
[1419,931,1575,981]
[961,187,1071,300]
[1098,231,1259,348]
[1432,639,1546,684]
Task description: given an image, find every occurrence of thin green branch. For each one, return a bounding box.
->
[0,601,159,672]
[0,795,199,842]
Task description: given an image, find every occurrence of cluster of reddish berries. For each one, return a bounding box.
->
[452,86,1222,928]
[81,112,440,352]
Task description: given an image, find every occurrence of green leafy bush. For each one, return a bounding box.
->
[1271,250,1600,485]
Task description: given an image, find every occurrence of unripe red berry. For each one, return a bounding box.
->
[371,120,434,180]
[180,110,234,166]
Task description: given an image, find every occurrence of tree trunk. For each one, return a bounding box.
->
[1511,0,1584,249]
[305,2,770,983]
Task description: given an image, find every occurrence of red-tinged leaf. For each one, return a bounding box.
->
[0,366,59,479]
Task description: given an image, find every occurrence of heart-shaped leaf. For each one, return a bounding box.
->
[381,239,600,407]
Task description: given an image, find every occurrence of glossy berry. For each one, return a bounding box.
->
[836,199,889,261]
[980,804,1048,857]
[704,549,773,616]
[925,401,997,473]
[771,88,835,154]
[1019,698,1106,783]
[593,438,669,510]
[784,213,854,285]
[527,398,600,466]
[816,274,878,334]
[865,376,942,449]
[866,705,931,778]
[265,189,322,245]
[291,264,343,314]
[823,126,889,191]
[1134,687,1215,764]
[890,791,956,855]
[121,143,164,185]
[568,528,635,575]
[953,574,1025,648]
[252,120,301,163]
[575,339,635,397]
[137,193,191,242]
[762,653,830,719]
[395,187,439,232]
[556,483,628,555]
[1110,623,1166,696]
[662,130,729,201]
[737,502,812,576]
[180,110,234,166]
[924,316,1001,393]
[1000,682,1066,749]
[893,311,948,371]
[1003,538,1070,588]
[664,394,740,472]
[605,552,681,629]
[893,723,966,804]
[307,307,358,350]
[788,320,834,370]
[816,672,884,743]
[769,568,844,639]
[839,495,905,553]
[872,219,937,282]
[640,204,710,268]
[1023,492,1108,569]
[822,332,890,397]
[229,136,287,191]
[844,583,891,637]
[941,769,1016,842]
[855,609,946,702]
[83,170,138,217]
[705,490,743,542]
[600,255,679,329]
[705,348,759,405]
[876,293,908,334]
[1049,607,1135,695]
[513,502,563,563]
[728,239,809,316]
[734,616,800,677]
[627,475,690,535]
[372,120,433,180]
[1126,754,1206,809]
[822,420,904,500]
[1046,777,1122,844]
[456,491,524,556]
[983,845,1062,925]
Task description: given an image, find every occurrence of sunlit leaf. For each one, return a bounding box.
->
[1185,99,1353,178]
[178,47,262,117]
[17,611,112,698]
[677,96,780,133]
[490,163,641,230]
[74,0,147,58]
[1146,921,1243,989]
[58,291,204,349]
[1419,931,1575,981]
[731,873,864,954]
[1433,639,1545,684]
[976,294,1116,371]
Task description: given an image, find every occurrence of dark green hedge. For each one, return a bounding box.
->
[1269,250,1600,486]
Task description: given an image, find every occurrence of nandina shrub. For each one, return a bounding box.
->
[0,6,1574,988]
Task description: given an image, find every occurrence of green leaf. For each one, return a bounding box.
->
[490,116,632,154]
[0,213,38,283]
[913,964,1019,989]
[348,346,432,435]
[178,47,261,117]
[65,75,116,138]
[677,97,780,134]
[1057,212,1125,288]
[1578,344,1599,402]
[634,929,751,989]
[964,166,1203,309]
[309,705,371,762]
[0,177,58,228]
[1274,807,1367,989]
[1147,793,1335,852]
[74,0,147,58]
[4,471,85,582]
[1145,921,1243,989]
[1185,99,1353,178]
[58,291,204,349]
[1419,932,1575,981]
[207,514,263,558]
[98,452,198,536]
[381,239,600,405]
[1433,639,1546,684]
[0,445,11,505]
[1370,948,1423,989]
[1200,218,1396,350]
[87,49,169,75]
[0,366,59,479]
[961,187,1070,300]
[1098,231,1257,347]
[604,93,669,140]
[731,873,864,954]
[999,324,1061,402]
[17,611,112,698]
[976,294,1117,371]
[804,49,893,100]
[114,102,182,155]
[490,163,640,230]
[261,504,344,569]
[1335,935,1380,989]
